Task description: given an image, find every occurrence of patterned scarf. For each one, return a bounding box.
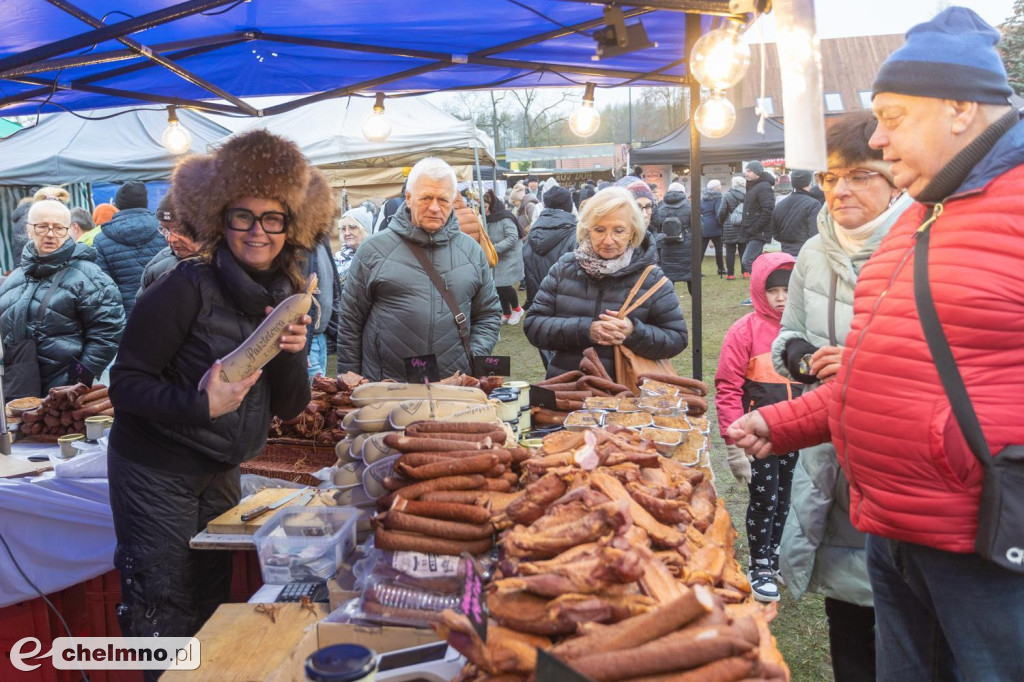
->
[574,238,634,278]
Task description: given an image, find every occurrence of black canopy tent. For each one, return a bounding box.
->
[631,106,785,167]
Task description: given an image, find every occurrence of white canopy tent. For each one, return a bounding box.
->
[228,96,496,205]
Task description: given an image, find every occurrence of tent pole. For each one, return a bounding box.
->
[686,17,703,381]
[474,147,486,224]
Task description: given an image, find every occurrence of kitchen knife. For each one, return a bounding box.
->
[240,487,308,523]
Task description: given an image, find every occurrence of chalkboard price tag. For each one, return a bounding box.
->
[67,357,95,388]
[472,355,511,377]
[403,354,440,384]
[536,649,595,682]
[530,384,559,410]
[459,555,488,641]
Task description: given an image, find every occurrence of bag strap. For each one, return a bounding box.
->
[913,208,992,466]
[620,274,671,319]
[827,270,839,347]
[617,265,656,320]
[31,265,72,329]
[405,241,474,367]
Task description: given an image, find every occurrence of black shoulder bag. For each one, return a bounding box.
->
[914,215,1024,573]
[3,266,73,400]
[405,242,474,369]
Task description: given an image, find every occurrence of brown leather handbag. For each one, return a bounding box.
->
[613,265,678,393]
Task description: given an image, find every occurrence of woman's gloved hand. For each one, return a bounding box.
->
[726,443,753,485]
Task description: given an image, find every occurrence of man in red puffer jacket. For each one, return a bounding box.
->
[728,7,1024,680]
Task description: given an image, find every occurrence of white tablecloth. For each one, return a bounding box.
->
[0,457,116,607]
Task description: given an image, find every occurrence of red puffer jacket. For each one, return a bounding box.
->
[759,163,1024,553]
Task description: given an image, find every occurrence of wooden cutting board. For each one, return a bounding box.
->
[0,453,52,478]
[160,603,327,682]
[206,488,336,535]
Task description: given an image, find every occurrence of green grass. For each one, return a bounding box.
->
[493,257,833,682]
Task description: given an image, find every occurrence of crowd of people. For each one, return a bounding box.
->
[0,6,1019,681]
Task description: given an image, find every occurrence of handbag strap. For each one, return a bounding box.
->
[827,270,839,347]
[28,265,72,333]
[405,241,474,367]
[913,208,992,467]
[617,265,660,320]
[620,276,671,319]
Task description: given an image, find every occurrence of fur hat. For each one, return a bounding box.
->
[171,129,337,251]
[115,181,148,210]
[872,6,1012,105]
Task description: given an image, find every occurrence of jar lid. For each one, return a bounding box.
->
[305,644,376,681]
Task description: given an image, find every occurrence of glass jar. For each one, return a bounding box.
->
[305,644,377,682]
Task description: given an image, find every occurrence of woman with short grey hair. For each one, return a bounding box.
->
[525,186,687,378]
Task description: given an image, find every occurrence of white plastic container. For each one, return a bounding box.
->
[254,506,358,584]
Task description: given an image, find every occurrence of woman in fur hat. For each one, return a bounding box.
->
[106,129,335,650]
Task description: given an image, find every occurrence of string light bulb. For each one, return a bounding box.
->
[694,91,736,138]
[690,18,751,91]
[361,92,393,142]
[569,83,601,138]
[161,105,192,155]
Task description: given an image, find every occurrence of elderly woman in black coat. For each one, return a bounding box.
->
[524,186,688,378]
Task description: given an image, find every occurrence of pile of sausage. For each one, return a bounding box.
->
[430,425,791,681]
[267,372,367,443]
[436,371,504,396]
[19,383,111,439]
[531,348,635,427]
[371,421,531,557]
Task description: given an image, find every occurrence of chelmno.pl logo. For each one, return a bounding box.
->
[11,637,200,671]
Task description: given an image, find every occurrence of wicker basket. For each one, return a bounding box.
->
[241,440,337,486]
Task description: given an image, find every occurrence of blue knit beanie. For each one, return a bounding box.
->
[872,6,1012,105]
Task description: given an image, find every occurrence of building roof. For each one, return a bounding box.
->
[733,34,905,118]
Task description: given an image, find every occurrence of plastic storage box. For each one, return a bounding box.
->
[254,506,358,584]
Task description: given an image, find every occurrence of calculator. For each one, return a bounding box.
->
[276,581,329,603]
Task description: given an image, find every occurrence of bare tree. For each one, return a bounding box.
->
[509,89,575,147]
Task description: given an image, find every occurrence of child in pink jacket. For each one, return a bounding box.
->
[715,251,802,602]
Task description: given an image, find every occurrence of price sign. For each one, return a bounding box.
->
[67,357,95,387]
[529,384,559,410]
[459,555,488,641]
[472,355,511,377]
[403,354,440,384]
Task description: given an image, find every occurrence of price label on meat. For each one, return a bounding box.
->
[471,355,511,377]
[459,555,488,641]
[403,354,440,383]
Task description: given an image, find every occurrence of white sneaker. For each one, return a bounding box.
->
[748,568,780,602]
[507,309,525,325]
[501,315,509,325]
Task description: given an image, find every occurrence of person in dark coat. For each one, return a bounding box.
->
[771,169,825,257]
[9,199,32,270]
[338,157,502,381]
[524,186,688,379]
[740,161,776,274]
[138,191,202,296]
[523,186,578,310]
[94,180,166,317]
[701,180,726,276]
[652,181,693,290]
[107,131,328,663]
[0,198,124,396]
[718,176,747,279]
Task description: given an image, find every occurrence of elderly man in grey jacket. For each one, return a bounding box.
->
[337,157,502,381]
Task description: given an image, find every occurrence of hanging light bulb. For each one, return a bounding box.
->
[694,91,736,138]
[361,92,393,142]
[690,18,751,91]
[161,105,192,155]
[569,83,601,138]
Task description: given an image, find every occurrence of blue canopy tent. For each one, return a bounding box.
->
[0,0,769,377]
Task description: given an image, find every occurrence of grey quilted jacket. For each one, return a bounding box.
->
[337,206,502,381]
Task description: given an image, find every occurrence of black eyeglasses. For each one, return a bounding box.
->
[29,223,70,237]
[225,208,288,234]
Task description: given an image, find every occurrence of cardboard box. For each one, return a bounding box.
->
[269,622,440,682]
[328,568,359,612]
